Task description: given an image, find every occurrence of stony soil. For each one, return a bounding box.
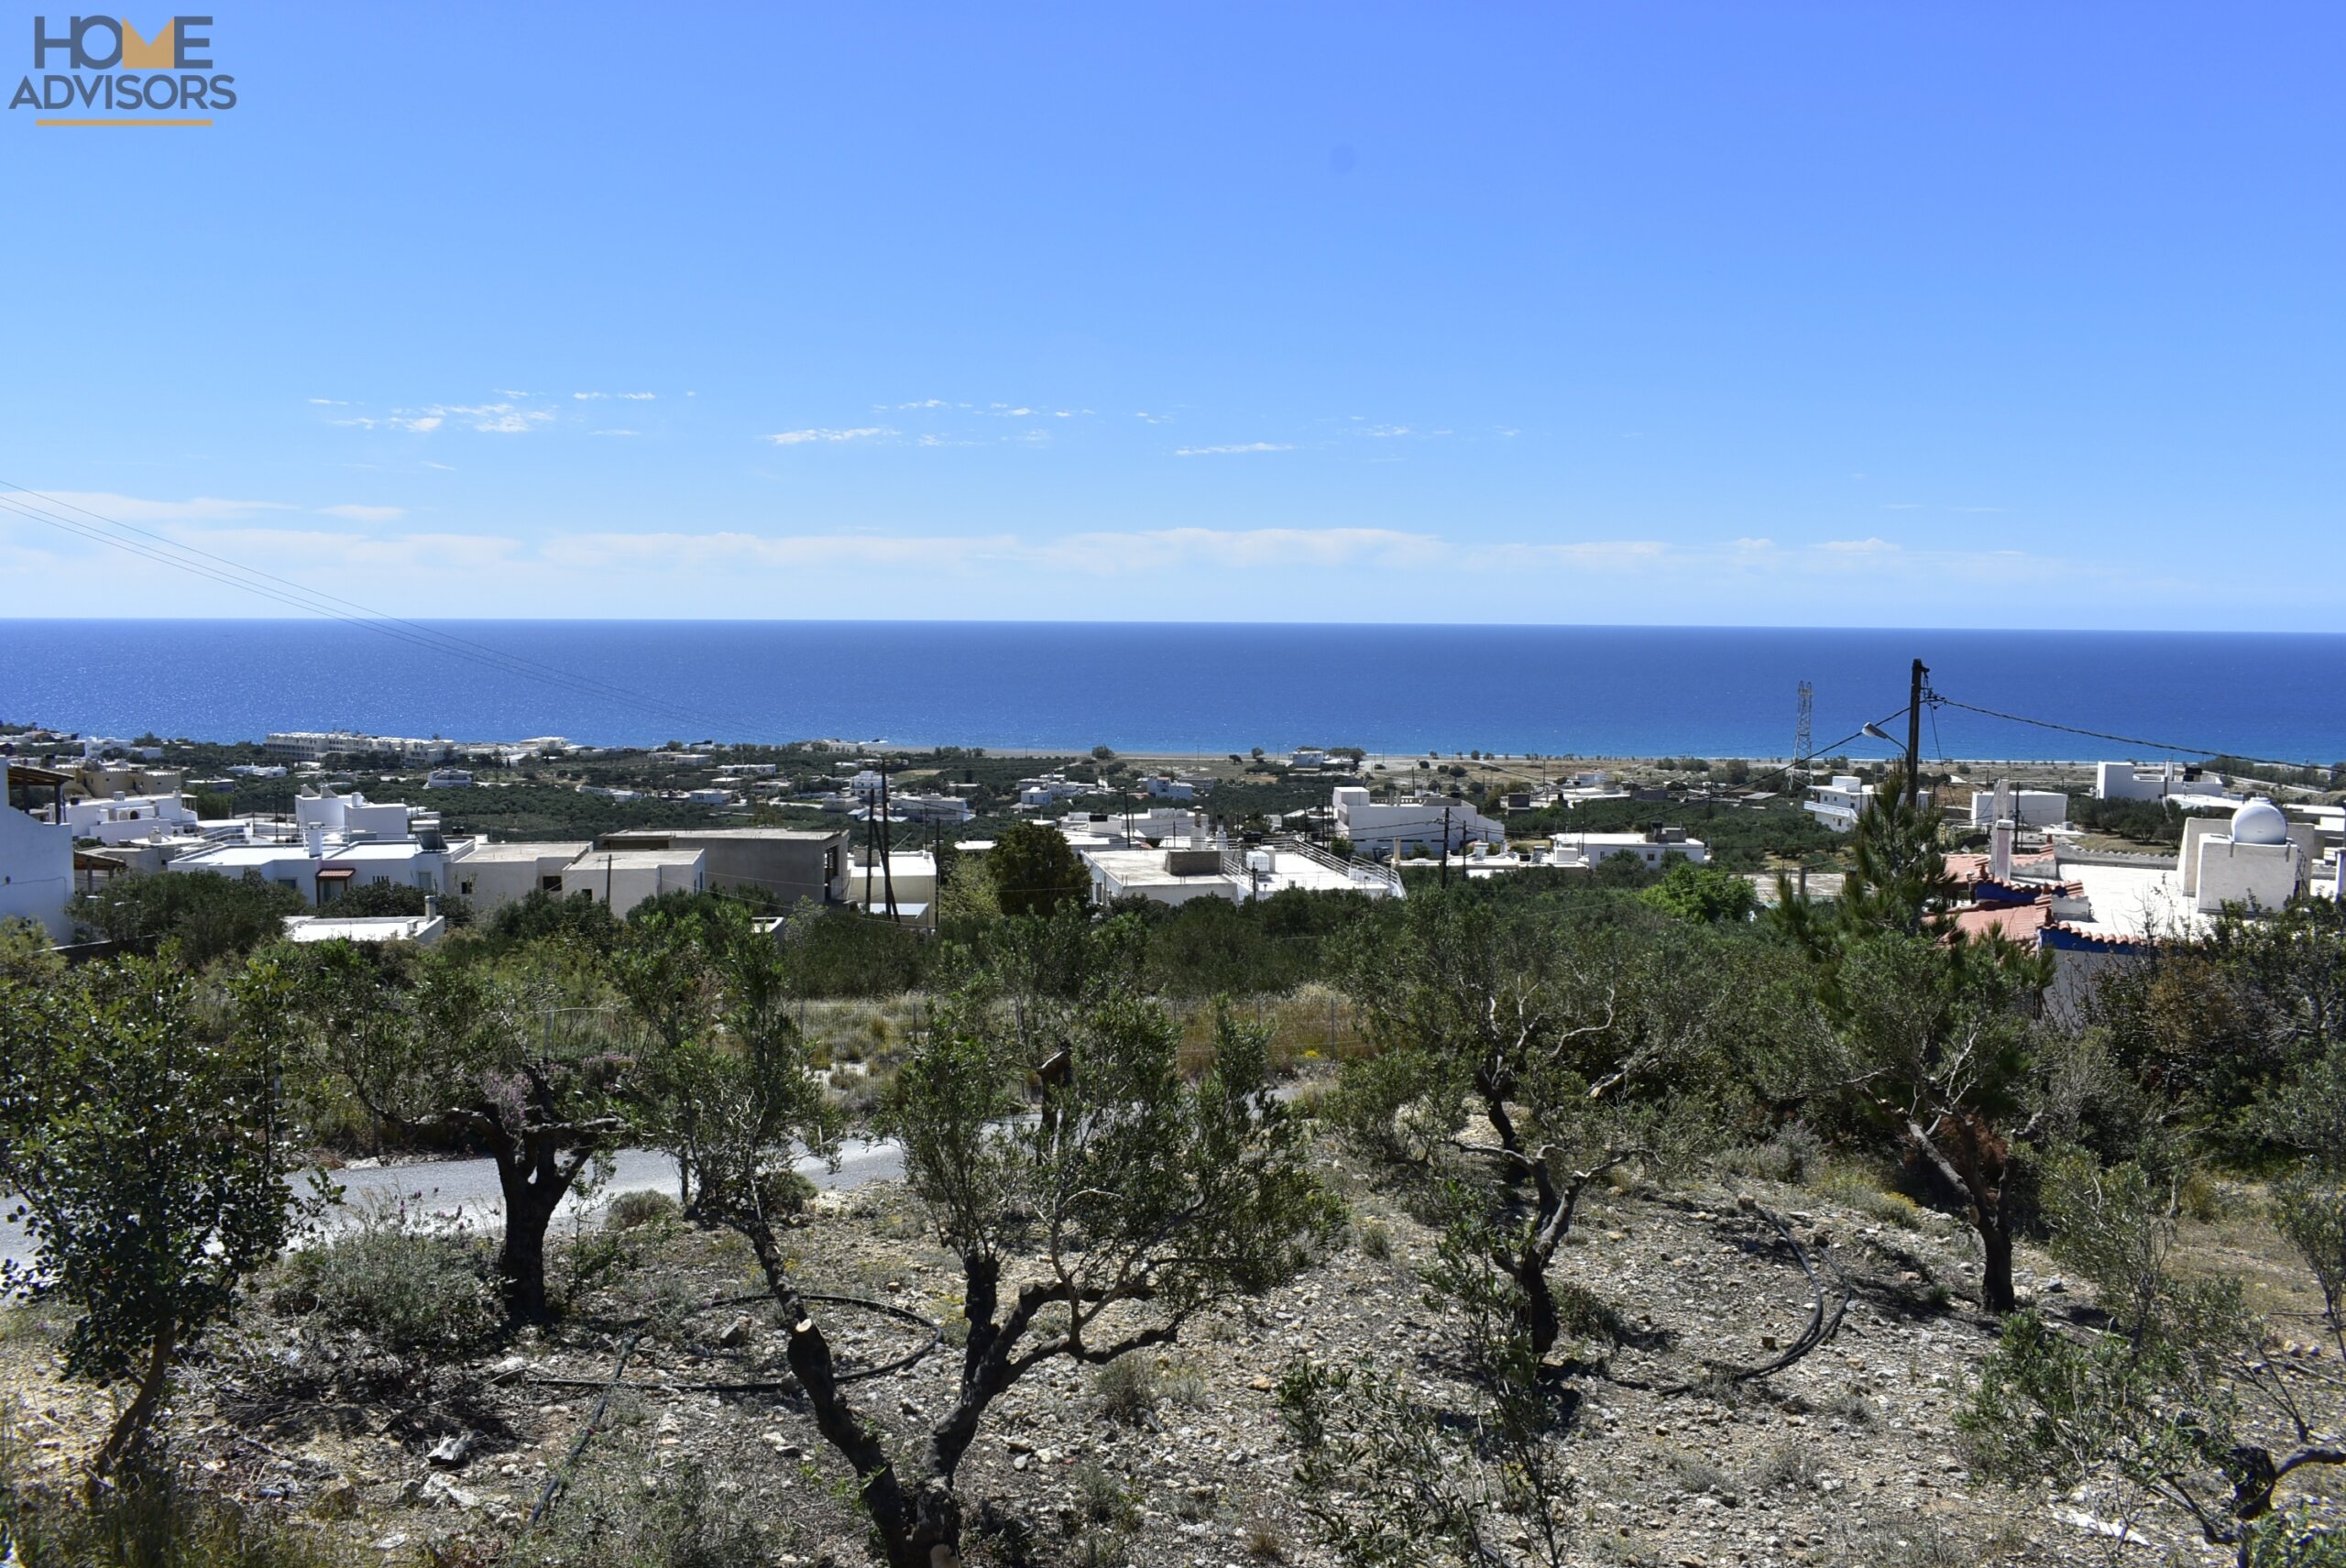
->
[2,1152,2333,1568]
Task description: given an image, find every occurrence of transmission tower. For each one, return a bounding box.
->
[1792,680,1814,784]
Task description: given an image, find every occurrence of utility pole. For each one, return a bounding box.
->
[1904,659,1927,812]
[1792,680,1814,789]
[877,767,898,924]
[1441,806,1452,889]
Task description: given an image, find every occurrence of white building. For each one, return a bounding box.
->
[2094,761,2241,807]
[450,840,592,912]
[1017,776,1090,809]
[1,763,74,939]
[1803,775,1932,833]
[1084,845,1243,906]
[63,791,197,845]
[1331,786,1503,856]
[167,795,461,906]
[848,850,939,916]
[1080,833,1401,908]
[1141,775,1197,801]
[560,849,707,918]
[1290,749,1330,769]
[1548,828,1709,872]
[294,790,417,842]
[282,912,447,946]
[425,768,475,789]
[265,730,455,764]
[2182,798,2310,915]
[1967,781,2069,830]
[875,793,973,825]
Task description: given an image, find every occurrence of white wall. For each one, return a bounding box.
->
[1332,787,1503,851]
[451,843,588,913]
[2194,838,2302,914]
[1968,789,2069,828]
[0,799,73,939]
[2096,762,2169,803]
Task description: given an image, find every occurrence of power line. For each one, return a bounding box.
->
[1929,694,2333,776]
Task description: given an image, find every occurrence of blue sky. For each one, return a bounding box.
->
[4,3,2340,627]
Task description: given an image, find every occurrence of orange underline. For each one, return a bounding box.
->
[36,117,213,126]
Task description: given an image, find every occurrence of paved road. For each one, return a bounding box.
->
[0,1138,906,1274]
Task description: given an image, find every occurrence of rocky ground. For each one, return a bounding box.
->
[1,1148,2330,1568]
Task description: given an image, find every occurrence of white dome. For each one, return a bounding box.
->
[2230,797,2289,846]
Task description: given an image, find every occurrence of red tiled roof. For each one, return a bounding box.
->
[1951,900,2055,942]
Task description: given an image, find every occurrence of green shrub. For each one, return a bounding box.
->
[1810,1163,1926,1230]
[268,1198,499,1353]
[1,1454,356,1568]
[500,1455,765,1568]
[606,1188,682,1231]
[1092,1356,1158,1424]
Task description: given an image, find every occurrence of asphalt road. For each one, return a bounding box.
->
[0,1137,907,1274]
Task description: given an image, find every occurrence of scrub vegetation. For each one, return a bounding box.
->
[5,777,2346,1564]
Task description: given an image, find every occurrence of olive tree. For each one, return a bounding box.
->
[703,987,1332,1568]
[1334,893,1723,1354]
[283,941,629,1318]
[0,952,303,1475]
[1282,1191,1580,1568]
[1967,1154,2346,1564]
[608,899,830,1215]
[1777,776,2066,1314]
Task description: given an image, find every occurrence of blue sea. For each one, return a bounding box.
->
[1,620,2341,764]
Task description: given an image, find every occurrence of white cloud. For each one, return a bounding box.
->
[158,526,523,572]
[307,398,347,406]
[315,504,406,523]
[431,403,554,434]
[1041,527,1444,575]
[762,426,894,445]
[619,391,655,400]
[594,429,641,438]
[572,391,607,400]
[895,399,948,410]
[543,532,1015,572]
[1174,442,1291,456]
[1816,537,1900,554]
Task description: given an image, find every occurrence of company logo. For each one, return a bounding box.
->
[12,15,236,125]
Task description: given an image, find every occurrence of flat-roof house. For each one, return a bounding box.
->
[2,762,73,939]
[561,849,706,918]
[1803,775,1932,833]
[1331,786,1503,856]
[283,912,447,946]
[1548,828,1709,872]
[597,827,849,906]
[449,840,592,913]
[1967,782,2069,830]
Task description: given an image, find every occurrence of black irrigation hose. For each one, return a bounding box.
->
[514,1287,944,1533]
[527,1329,645,1529]
[519,1289,943,1394]
[1656,1201,1847,1395]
